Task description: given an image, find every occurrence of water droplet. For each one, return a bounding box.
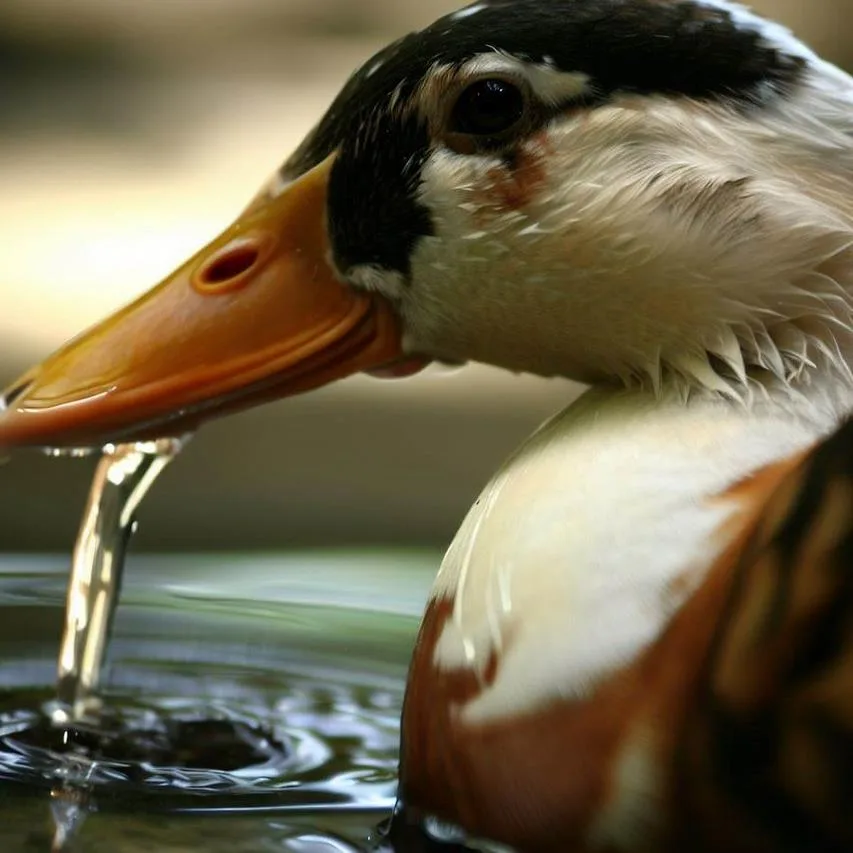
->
[50,785,90,852]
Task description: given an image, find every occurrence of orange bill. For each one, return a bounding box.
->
[0,155,407,449]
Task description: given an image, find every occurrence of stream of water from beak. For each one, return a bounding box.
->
[51,439,189,726]
[45,438,191,850]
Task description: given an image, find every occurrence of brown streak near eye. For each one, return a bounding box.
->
[477,132,551,214]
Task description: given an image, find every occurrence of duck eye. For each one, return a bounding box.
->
[450,78,525,138]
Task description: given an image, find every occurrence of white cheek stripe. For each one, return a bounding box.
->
[459,53,591,107]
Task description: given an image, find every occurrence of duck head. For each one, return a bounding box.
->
[2,0,853,448]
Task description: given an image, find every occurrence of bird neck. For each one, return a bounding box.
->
[641,325,853,437]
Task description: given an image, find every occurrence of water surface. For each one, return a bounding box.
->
[0,551,437,851]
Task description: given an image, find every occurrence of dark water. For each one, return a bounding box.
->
[0,552,442,852]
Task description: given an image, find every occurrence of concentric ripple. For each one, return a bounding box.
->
[0,552,436,850]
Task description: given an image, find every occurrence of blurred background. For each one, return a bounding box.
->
[0,0,851,553]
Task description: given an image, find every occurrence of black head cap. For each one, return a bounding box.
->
[284,0,807,277]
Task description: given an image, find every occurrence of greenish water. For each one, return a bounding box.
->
[0,551,439,852]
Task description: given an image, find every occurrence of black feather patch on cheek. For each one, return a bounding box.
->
[327,110,435,278]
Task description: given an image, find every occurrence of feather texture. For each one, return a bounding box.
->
[678,418,853,852]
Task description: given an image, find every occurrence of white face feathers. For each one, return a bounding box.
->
[354,44,853,415]
[327,2,853,415]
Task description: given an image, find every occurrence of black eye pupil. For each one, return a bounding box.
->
[451,79,525,137]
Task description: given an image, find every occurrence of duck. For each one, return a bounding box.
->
[2,0,853,850]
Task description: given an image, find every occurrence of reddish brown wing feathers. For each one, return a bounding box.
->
[396,423,853,853]
[678,418,853,853]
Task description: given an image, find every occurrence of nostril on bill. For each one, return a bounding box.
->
[193,241,264,294]
[202,246,259,284]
